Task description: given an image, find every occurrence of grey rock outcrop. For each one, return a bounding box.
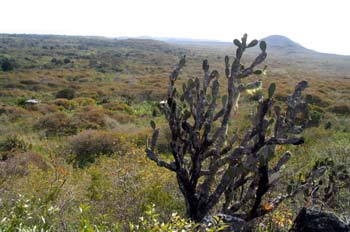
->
[290,208,349,232]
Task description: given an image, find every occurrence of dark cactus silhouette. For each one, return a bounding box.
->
[146,34,321,222]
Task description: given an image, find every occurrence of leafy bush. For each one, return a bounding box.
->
[63,58,71,64]
[0,57,16,71]
[309,109,324,126]
[68,130,125,167]
[71,97,96,107]
[31,103,60,114]
[53,98,77,110]
[0,134,30,154]
[129,204,227,232]
[0,152,48,178]
[109,111,136,124]
[0,195,57,231]
[72,107,107,129]
[0,106,30,122]
[103,101,134,114]
[55,88,76,100]
[132,101,158,116]
[35,112,77,136]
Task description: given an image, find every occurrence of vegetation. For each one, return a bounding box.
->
[0,33,349,231]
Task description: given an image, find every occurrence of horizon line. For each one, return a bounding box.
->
[1,32,349,56]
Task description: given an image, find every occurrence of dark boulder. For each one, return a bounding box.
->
[290,208,349,232]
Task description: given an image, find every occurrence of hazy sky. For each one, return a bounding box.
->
[1,0,350,55]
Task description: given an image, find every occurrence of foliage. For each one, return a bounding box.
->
[35,112,77,136]
[55,88,76,100]
[129,204,228,232]
[72,107,107,129]
[0,57,16,71]
[0,152,48,178]
[0,134,30,154]
[53,98,78,111]
[68,130,126,167]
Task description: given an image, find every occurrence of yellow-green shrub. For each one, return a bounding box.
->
[67,130,126,167]
[35,112,77,136]
[0,152,48,178]
[53,98,77,110]
[72,107,107,130]
[71,97,96,107]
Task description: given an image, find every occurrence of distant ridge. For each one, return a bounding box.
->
[261,35,306,50]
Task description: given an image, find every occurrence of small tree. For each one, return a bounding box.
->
[146,34,320,222]
[0,57,16,71]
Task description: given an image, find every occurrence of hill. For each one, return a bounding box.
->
[262,35,307,50]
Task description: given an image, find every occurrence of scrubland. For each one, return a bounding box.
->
[0,34,349,231]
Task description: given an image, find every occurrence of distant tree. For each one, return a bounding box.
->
[55,88,76,100]
[63,58,71,64]
[51,58,63,65]
[0,57,16,71]
[145,34,326,223]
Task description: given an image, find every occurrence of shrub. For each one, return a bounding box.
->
[0,152,48,178]
[55,88,76,100]
[27,103,60,114]
[51,58,63,65]
[68,130,125,167]
[72,107,106,129]
[0,134,30,154]
[63,58,71,64]
[0,57,16,71]
[71,97,96,107]
[0,106,29,122]
[309,107,325,127]
[128,204,228,231]
[103,101,134,114]
[53,98,77,110]
[328,104,350,115]
[35,112,77,136]
[108,110,136,124]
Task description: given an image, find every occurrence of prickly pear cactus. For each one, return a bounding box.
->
[146,34,318,222]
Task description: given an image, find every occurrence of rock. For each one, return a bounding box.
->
[25,99,40,104]
[290,207,349,232]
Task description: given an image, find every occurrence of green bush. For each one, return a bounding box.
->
[53,98,77,110]
[55,88,76,100]
[71,97,96,107]
[68,130,125,167]
[129,204,228,232]
[72,107,107,129]
[0,57,16,71]
[0,152,48,177]
[0,134,30,154]
[35,112,77,136]
[309,110,324,126]
[0,106,29,122]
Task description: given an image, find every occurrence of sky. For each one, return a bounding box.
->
[1,0,350,55]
